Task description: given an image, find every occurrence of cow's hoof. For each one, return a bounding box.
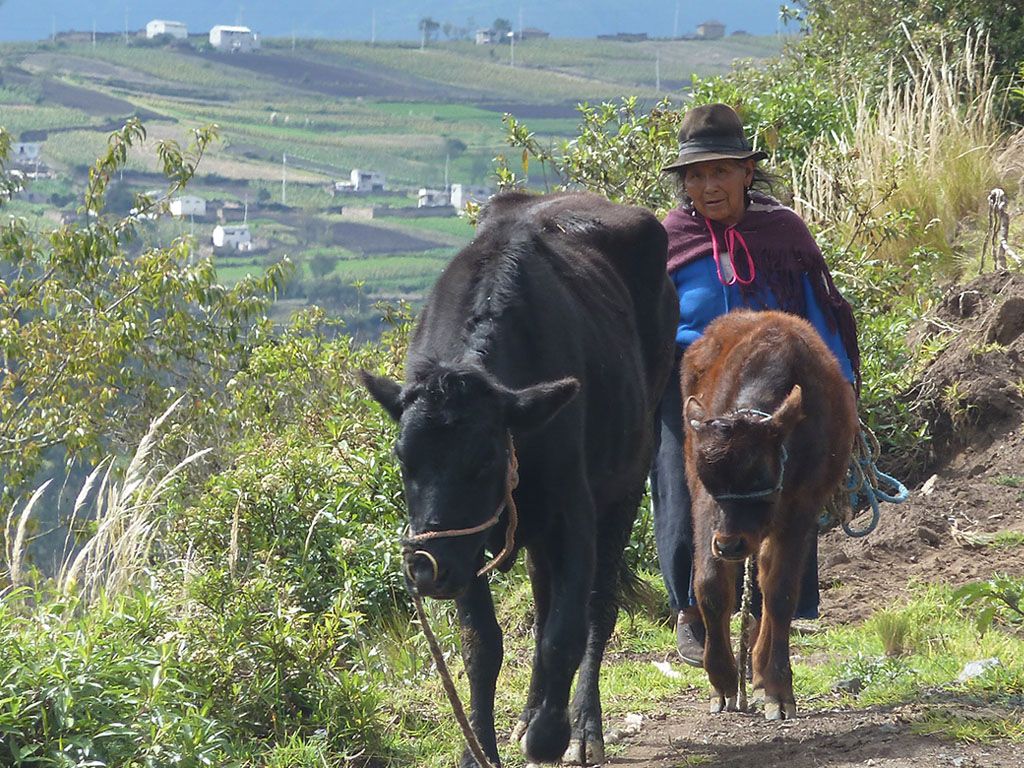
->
[522,708,571,763]
[460,748,501,768]
[561,737,605,765]
[709,691,738,713]
[764,694,797,721]
[510,718,528,745]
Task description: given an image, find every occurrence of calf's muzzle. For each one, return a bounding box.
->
[712,533,749,561]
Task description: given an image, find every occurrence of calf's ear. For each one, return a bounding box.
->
[770,384,804,433]
[683,396,707,430]
[359,370,405,422]
[509,377,580,430]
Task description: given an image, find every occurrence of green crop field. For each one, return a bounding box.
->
[2,32,780,324]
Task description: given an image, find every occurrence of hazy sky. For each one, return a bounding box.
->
[0,1,793,42]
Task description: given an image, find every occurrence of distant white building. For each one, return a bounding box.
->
[212,223,252,250]
[350,169,385,192]
[209,25,259,52]
[418,188,450,208]
[475,29,495,45]
[450,183,492,211]
[169,195,207,218]
[146,20,188,39]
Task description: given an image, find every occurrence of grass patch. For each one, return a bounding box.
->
[992,475,1024,489]
[912,705,1024,744]
[791,583,1024,714]
[990,531,1024,548]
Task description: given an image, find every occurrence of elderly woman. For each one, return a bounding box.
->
[651,103,860,665]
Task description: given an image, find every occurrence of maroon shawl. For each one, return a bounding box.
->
[663,191,861,390]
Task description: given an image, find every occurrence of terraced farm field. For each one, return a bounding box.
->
[1,33,781,328]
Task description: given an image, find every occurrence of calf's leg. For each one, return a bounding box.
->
[752,525,813,721]
[693,502,740,712]
[456,575,504,768]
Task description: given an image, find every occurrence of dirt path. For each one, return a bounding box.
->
[605,693,1022,767]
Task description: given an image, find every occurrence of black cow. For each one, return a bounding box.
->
[362,191,677,766]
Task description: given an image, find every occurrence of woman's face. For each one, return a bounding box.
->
[683,159,755,226]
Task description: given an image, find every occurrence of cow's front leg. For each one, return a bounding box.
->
[456,574,504,768]
[511,549,551,746]
[563,496,638,765]
[693,503,739,712]
[752,526,811,721]
[522,512,594,764]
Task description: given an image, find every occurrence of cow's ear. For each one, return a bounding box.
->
[770,384,804,433]
[683,396,707,431]
[360,370,404,422]
[508,377,580,429]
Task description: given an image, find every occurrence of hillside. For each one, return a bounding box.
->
[2,35,780,186]
[1,33,780,326]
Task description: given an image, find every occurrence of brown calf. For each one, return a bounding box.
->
[682,309,857,720]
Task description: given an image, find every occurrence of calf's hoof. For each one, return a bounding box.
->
[521,707,571,764]
[561,737,605,766]
[709,690,738,713]
[764,694,797,721]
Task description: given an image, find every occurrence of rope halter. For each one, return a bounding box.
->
[403,432,520,581]
[707,408,788,501]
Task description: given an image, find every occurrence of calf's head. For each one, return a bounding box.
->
[361,364,578,598]
[684,385,804,561]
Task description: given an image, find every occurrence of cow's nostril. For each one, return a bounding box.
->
[406,549,441,592]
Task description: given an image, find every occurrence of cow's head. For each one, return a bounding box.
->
[361,363,579,598]
[684,385,804,561]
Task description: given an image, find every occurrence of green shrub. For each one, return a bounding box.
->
[0,588,232,766]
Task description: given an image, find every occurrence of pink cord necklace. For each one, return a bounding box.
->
[705,217,756,286]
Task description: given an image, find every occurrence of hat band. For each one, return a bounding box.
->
[677,136,753,154]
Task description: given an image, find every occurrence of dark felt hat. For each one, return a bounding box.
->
[662,103,768,172]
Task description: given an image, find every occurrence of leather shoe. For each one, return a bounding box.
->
[675,611,705,668]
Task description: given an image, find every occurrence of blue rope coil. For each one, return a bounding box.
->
[839,426,910,538]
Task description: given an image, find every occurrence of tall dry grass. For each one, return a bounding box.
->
[795,32,1003,269]
[2,397,210,603]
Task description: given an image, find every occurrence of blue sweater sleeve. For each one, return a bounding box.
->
[672,258,728,352]
[802,274,856,384]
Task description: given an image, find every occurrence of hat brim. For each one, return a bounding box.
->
[662,148,768,173]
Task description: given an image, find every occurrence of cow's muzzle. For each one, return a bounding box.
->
[405,549,453,597]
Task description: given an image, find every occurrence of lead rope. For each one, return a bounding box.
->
[407,436,520,768]
[412,592,500,768]
[737,555,754,711]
